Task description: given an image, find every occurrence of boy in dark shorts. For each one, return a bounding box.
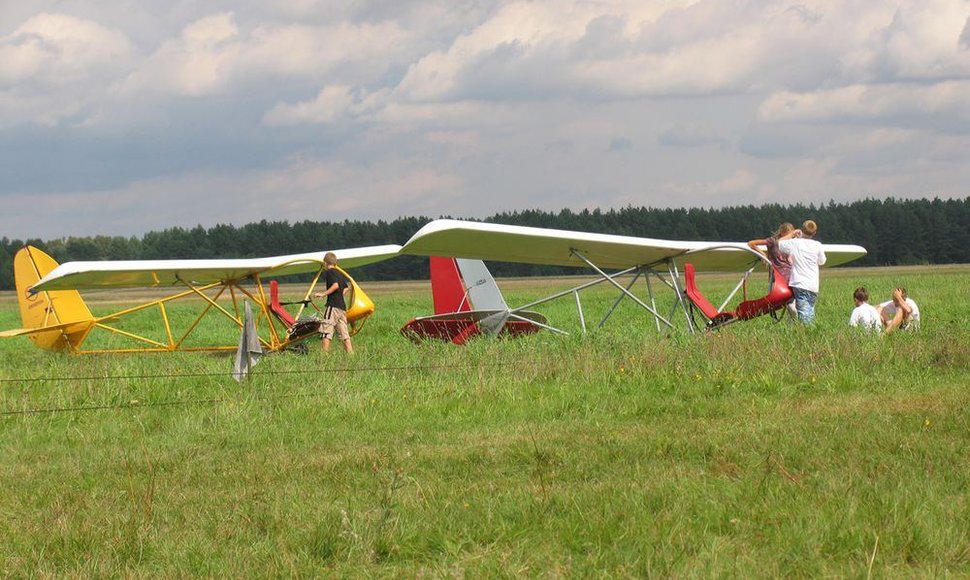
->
[313,252,353,353]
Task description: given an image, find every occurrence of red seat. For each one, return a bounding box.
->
[733,268,793,321]
[683,263,792,329]
[269,280,297,327]
[684,263,723,320]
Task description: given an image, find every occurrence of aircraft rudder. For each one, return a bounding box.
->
[12,246,93,351]
[430,256,470,314]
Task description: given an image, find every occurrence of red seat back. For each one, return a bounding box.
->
[269,280,297,327]
[683,263,723,320]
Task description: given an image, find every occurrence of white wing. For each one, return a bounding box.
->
[401,220,866,271]
[31,245,402,291]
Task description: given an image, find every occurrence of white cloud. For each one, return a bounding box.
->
[121,12,240,97]
[2,0,969,239]
[758,81,970,129]
[662,168,760,199]
[122,13,412,97]
[0,13,133,127]
[659,123,728,148]
[263,85,373,126]
[0,13,133,86]
[0,154,464,238]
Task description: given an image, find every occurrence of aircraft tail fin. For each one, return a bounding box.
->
[455,258,507,311]
[11,246,94,351]
[430,256,507,314]
[430,256,472,314]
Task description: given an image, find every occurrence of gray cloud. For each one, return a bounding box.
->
[1,0,968,240]
[658,123,728,149]
[609,137,633,151]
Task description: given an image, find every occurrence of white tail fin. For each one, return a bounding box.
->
[455,258,507,311]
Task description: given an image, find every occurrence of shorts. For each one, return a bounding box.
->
[320,306,350,341]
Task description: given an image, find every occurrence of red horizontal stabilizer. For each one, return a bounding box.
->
[401,311,545,345]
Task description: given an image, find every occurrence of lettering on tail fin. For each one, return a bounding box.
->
[455,258,508,312]
[12,246,94,352]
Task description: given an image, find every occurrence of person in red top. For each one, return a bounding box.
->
[748,222,795,283]
[748,222,797,318]
[313,252,353,353]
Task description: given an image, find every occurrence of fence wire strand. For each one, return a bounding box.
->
[0,361,519,417]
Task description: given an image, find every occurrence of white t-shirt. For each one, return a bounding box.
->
[879,298,920,330]
[849,303,881,333]
[777,238,827,294]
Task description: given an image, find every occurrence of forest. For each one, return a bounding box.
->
[2,197,968,289]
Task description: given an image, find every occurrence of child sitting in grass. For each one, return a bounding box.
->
[878,287,920,334]
[848,286,881,333]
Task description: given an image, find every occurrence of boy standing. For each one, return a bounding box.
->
[313,252,353,353]
[848,287,881,333]
[777,220,827,324]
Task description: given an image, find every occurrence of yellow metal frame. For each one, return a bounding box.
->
[66,263,335,355]
[6,246,379,355]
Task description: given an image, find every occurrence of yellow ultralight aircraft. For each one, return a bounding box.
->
[0,244,400,354]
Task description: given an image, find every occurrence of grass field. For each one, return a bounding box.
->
[1,265,968,577]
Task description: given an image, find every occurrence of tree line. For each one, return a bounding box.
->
[2,197,968,290]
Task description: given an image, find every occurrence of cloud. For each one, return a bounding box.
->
[0,13,133,127]
[0,12,133,86]
[758,81,970,132]
[263,85,381,126]
[662,168,760,200]
[609,137,633,151]
[0,154,463,238]
[122,12,412,98]
[659,123,728,148]
[2,0,969,240]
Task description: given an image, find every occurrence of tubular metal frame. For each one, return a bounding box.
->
[66,266,331,354]
[498,245,769,336]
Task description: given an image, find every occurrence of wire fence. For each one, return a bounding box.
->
[0,361,515,417]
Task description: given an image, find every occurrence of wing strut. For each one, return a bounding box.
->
[569,249,675,330]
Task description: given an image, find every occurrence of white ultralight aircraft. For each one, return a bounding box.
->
[399,219,867,334]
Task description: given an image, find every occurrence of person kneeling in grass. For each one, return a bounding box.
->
[848,286,881,333]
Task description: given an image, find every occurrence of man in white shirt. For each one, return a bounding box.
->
[778,220,827,324]
[849,286,881,333]
[877,287,920,334]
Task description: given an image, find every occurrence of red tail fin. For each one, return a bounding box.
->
[430,256,470,314]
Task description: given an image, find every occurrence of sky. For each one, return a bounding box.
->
[1,0,968,240]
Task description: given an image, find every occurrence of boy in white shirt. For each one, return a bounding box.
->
[877,287,920,334]
[777,220,827,324]
[848,286,881,333]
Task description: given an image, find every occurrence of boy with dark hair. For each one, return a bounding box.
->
[848,286,881,333]
[313,252,353,353]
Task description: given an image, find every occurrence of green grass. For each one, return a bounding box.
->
[0,266,968,576]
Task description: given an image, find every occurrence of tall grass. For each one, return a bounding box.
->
[0,265,967,576]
